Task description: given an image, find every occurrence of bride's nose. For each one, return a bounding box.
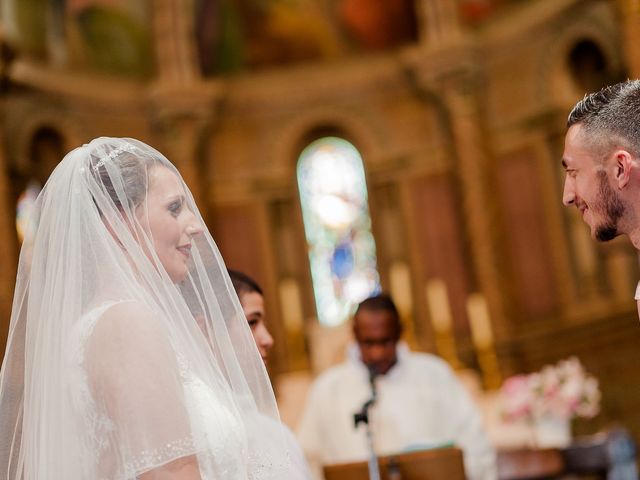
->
[185,211,204,237]
[186,221,203,237]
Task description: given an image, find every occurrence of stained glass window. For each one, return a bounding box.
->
[16,181,41,243]
[297,137,380,326]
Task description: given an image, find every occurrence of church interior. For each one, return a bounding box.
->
[2,0,640,474]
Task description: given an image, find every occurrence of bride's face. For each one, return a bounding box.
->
[137,166,203,282]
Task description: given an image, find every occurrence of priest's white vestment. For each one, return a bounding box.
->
[297,344,497,480]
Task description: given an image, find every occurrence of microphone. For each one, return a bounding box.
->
[356,363,383,480]
[354,363,379,428]
[367,363,378,401]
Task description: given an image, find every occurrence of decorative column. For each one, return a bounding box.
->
[617,0,640,78]
[0,128,17,353]
[0,29,17,353]
[416,0,463,48]
[149,94,217,210]
[149,0,222,212]
[402,1,508,341]
[151,0,201,84]
[441,77,509,341]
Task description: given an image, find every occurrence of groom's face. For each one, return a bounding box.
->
[562,124,626,241]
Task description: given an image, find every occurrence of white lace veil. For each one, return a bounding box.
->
[0,137,290,479]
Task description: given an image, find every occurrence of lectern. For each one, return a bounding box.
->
[323,447,466,480]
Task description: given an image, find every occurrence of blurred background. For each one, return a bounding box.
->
[1,0,640,451]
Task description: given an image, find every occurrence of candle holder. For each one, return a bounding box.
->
[425,279,462,369]
[476,345,502,390]
[434,329,462,370]
[466,293,501,389]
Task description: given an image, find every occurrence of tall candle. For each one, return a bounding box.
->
[278,278,304,332]
[425,278,453,333]
[390,261,413,318]
[466,293,493,350]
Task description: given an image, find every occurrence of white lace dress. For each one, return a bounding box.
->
[67,300,248,479]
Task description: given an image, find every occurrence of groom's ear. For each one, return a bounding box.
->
[613,150,634,189]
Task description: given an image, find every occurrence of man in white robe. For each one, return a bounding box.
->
[297,294,496,480]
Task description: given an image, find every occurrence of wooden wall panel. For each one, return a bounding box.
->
[210,203,295,372]
[210,204,267,286]
[496,149,558,318]
[411,174,471,334]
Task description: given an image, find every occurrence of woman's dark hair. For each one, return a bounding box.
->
[227,269,263,298]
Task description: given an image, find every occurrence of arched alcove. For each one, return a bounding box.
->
[567,39,610,94]
[13,126,65,243]
[28,126,65,184]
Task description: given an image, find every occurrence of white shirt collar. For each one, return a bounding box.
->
[346,341,410,379]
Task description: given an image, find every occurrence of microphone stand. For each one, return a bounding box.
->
[354,366,381,480]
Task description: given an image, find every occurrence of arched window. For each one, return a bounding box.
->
[297,137,380,326]
[16,126,63,243]
[16,181,41,243]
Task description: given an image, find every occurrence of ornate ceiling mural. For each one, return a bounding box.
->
[195,0,418,75]
[2,0,153,77]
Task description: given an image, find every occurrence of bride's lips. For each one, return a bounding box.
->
[177,244,192,258]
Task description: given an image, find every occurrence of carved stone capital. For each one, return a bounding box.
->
[400,40,483,96]
[148,80,224,126]
[148,81,224,211]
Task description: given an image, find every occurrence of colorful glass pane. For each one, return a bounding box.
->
[16,181,41,243]
[297,137,380,326]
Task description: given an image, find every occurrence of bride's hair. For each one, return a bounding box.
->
[90,146,159,212]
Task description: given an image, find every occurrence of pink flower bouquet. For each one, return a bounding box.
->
[500,357,600,422]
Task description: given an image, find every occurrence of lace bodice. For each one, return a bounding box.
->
[67,301,248,479]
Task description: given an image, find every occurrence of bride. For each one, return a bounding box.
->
[0,138,291,479]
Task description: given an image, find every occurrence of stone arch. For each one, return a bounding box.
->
[275,107,384,179]
[4,113,81,237]
[10,110,82,179]
[540,15,624,110]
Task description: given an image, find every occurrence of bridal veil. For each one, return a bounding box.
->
[0,137,290,479]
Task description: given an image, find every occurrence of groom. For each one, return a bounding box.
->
[561,80,640,316]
